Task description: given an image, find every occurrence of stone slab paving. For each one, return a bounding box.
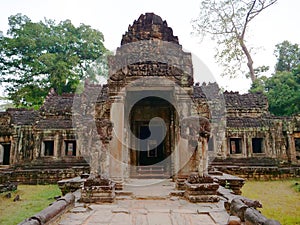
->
[57,199,229,225]
[56,179,230,225]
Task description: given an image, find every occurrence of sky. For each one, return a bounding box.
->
[0,0,299,93]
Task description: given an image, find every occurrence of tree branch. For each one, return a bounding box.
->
[242,0,256,39]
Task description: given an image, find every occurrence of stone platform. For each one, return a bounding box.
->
[55,179,230,225]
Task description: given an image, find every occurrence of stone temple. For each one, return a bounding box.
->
[0,13,300,185]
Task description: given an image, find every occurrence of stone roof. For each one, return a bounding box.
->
[7,108,38,126]
[35,118,73,129]
[121,13,179,45]
[39,89,74,115]
[226,117,270,128]
[193,83,268,110]
[224,91,268,109]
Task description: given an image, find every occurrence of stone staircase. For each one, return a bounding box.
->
[130,165,171,179]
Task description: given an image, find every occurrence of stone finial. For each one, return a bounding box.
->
[121,13,179,45]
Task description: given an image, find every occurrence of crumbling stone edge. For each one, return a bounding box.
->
[220,186,281,225]
[17,193,75,225]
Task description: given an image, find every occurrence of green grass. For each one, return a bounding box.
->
[241,179,300,225]
[0,185,61,225]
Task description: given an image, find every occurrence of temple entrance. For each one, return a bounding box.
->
[128,93,176,178]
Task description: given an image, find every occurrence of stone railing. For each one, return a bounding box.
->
[18,193,75,225]
[219,186,281,225]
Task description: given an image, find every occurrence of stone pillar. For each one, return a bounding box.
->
[54,134,59,157]
[109,96,125,189]
[175,93,192,189]
[288,135,297,164]
[0,145,3,165]
[197,136,208,176]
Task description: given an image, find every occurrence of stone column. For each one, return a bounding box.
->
[197,136,208,176]
[109,95,125,189]
[0,145,3,165]
[288,135,297,164]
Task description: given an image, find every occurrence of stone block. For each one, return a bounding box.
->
[185,194,220,203]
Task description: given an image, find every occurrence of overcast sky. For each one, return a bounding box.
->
[0,0,299,93]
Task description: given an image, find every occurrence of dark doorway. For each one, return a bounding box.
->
[137,124,165,166]
[252,138,263,153]
[128,94,176,178]
[44,141,54,156]
[1,143,11,165]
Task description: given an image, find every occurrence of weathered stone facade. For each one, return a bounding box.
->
[0,13,299,184]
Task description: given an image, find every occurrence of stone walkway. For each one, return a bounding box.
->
[56,179,230,225]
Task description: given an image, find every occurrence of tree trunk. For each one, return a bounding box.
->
[239,39,256,83]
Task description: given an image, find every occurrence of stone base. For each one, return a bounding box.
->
[58,176,86,195]
[211,173,245,195]
[176,175,188,190]
[115,182,123,190]
[185,194,220,203]
[80,175,116,203]
[81,187,115,203]
[184,173,220,203]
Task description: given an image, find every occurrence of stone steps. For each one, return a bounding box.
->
[130,165,171,179]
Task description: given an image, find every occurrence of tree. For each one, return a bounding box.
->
[274,40,300,72]
[0,14,108,109]
[193,0,278,83]
[250,41,300,116]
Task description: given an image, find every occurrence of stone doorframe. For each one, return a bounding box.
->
[108,84,193,184]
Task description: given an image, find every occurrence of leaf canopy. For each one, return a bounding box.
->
[0,14,108,109]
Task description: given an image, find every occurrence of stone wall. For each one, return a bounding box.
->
[0,167,89,184]
[214,165,300,180]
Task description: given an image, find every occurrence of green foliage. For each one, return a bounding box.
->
[0,14,108,108]
[275,40,300,72]
[250,41,300,116]
[0,185,61,225]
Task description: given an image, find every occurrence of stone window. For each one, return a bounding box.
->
[229,138,242,154]
[43,141,54,156]
[295,138,300,160]
[252,138,264,154]
[65,140,76,156]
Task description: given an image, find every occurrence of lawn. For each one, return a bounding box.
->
[241,179,300,225]
[0,185,61,225]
